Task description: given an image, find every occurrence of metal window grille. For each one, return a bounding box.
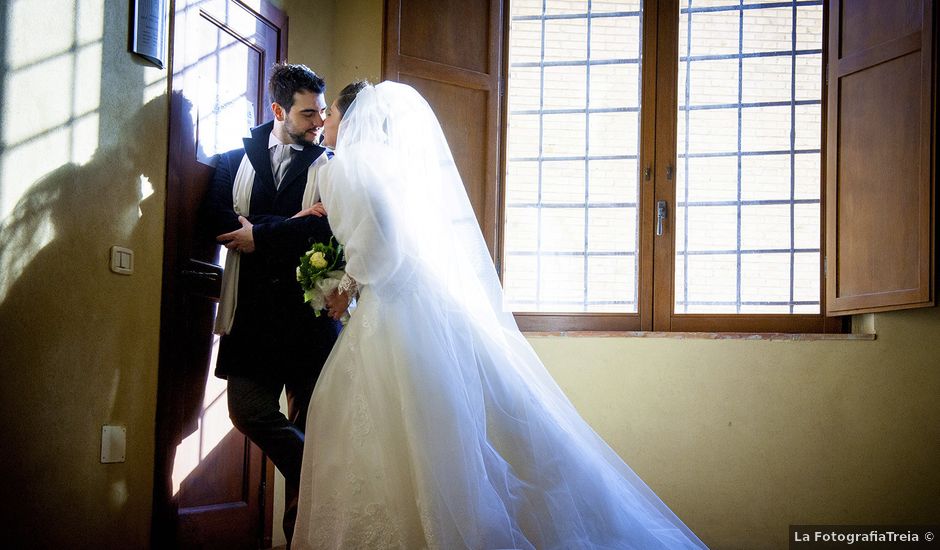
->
[503,0,822,315]
[675,0,822,314]
[504,1,643,313]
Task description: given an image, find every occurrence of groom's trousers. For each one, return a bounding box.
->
[227,373,317,547]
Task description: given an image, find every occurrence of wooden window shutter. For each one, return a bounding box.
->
[383,0,505,260]
[826,0,936,315]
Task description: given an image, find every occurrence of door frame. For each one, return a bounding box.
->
[152,1,287,547]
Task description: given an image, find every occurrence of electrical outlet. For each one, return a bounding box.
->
[101,425,126,463]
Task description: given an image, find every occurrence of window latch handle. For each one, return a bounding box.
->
[656,200,668,236]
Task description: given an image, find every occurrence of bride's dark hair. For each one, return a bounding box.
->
[336,79,371,116]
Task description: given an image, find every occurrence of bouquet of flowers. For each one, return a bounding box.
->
[296,238,346,317]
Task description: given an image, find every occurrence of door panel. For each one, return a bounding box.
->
[154,0,286,547]
[398,75,489,226]
[399,1,491,72]
[385,0,504,258]
[826,0,935,314]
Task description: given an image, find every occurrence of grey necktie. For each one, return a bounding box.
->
[273,144,293,188]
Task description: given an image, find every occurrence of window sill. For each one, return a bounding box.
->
[522,331,876,341]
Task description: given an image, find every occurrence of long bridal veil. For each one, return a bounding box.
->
[299,82,707,549]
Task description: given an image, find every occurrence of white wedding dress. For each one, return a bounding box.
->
[294,83,707,550]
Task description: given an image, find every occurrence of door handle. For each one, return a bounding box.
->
[656,200,668,236]
[182,270,221,282]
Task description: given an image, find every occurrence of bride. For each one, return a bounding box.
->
[292,81,707,550]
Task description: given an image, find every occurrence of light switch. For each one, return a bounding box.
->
[110,246,134,275]
[101,425,126,463]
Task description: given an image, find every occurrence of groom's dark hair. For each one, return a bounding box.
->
[269,63,326,112]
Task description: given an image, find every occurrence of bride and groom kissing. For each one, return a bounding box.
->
[205,63,708,549]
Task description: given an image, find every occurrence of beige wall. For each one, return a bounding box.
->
[535,306,940,548]
[0,0,166,547]
[278,0,383,102]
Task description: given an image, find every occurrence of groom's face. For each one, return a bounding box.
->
[279,90,327,146]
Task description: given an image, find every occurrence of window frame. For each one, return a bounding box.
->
[497,0,846,333]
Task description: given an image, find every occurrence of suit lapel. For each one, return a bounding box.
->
[243,120,325,197]
[244,120,276,190]
[277,144,325,194]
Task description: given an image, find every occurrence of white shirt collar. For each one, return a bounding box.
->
[268,131,305,151]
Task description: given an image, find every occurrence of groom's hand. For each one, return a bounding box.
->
[217,215,255,253]
[325,289,351,321]
[291,202,327,219]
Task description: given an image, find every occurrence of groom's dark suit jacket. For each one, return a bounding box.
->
[203,120,341,382]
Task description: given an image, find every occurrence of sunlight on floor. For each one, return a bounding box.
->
[171,327,234,495]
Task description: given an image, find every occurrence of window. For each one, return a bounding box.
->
[674,2,823,315]
[504,1,644,315]
[503,0,843,332]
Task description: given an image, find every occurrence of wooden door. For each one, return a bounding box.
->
[154,1,287,547]
[383,0,505,261]
[825,0,935,314]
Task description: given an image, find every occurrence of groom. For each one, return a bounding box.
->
[203,63,341,545]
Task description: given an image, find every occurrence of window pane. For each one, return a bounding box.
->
[544,18,587,61]
[588,159,636,204]
[680,156,737,203]
[675,1,822,314]
[513,0,543,18]
[676,205,737,253]
[540,255,586,310]
[680,58,739,107]
[541,207,585,252]
[591,16,640,60]
[589,111,637,156]
[742,7,792,54]
[741,154,790,201]
[587,255,635,311]
[678,254,738,310]
[593,1,640,14]
[545,0,588,16]
[680,108,738,154]
[588,207,636,253]
[505,160,538,204]
[507,113,540,158]
[741,204,790,250]
[741,253,791,304]
[542,113,585,156]
[741,55,791,104]
[508,19,542,64]
[741,105,791,152]
[543,65,587,110]
[504,1,641,313]
[541,161,585,203]
[589,63,639,109]
[508,65,541,111]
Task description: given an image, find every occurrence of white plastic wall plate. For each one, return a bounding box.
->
[110,246,133,275]
[101,425,126,463]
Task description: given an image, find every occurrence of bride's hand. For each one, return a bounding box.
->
[325,289,351,321]
[291,202,327,218]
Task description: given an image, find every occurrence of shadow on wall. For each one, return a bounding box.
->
[0,92,168,546]
[0,0,5,221]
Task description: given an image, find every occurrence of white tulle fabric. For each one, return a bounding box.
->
[293,82,707,550]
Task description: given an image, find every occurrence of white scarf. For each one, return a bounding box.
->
[214,151,330,335]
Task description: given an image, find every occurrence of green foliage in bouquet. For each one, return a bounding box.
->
[296,237,345,306]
